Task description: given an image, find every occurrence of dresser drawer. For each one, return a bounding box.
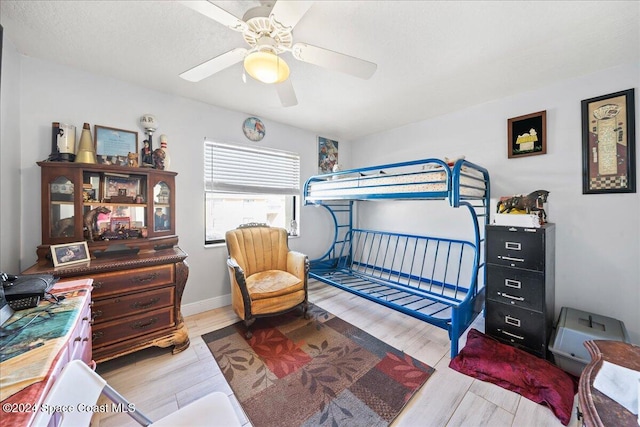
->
[485,300,547,356]
[486,226,545,271]
[91,307,175,349]
[92,286,174,324]
[90,264,175,298]
[67,299,93,364]
[486,265,545,311]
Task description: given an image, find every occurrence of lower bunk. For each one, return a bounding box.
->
[309,228,484,358]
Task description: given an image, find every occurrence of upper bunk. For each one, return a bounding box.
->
[304,158,490,208]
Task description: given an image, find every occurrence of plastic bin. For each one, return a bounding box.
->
[548,307,630,377]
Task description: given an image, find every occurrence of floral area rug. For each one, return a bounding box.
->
[202,304,435,427]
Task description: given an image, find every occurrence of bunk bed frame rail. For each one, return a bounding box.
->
[304,158,490,358]
[310,228,482,356]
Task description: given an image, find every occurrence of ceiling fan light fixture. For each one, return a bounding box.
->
[243,50,290,84]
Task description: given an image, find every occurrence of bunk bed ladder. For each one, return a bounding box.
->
[309,201,353,270]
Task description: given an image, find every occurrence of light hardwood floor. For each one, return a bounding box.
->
[93,281,579,427]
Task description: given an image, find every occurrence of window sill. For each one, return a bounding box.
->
[205,234,299,248]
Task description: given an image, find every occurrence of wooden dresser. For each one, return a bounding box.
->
[23,248,189,363]
[485,223,556,358]
[24,161,189,364]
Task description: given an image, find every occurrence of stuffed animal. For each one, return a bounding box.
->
[127,152,139,167]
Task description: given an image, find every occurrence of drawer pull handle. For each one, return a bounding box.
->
[131,298,160,309]
[132,273,159,283]
[501,330,524,340]
[505,315,521,327]
[505,242,521,250]
[500,292,524,302]
[498,256,524,262]
[74,337,82,343]
[92,310,103,319]
[505,279,521,289]
[92,331,103,341]
[93,281,104,289]
[131,317,158,330]
[82,337,89,342]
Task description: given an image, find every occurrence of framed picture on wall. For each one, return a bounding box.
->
[581,88,636,194]
[507,110,547,158]
[318,136,339,174]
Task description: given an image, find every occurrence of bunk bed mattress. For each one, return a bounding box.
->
[308,168,486,198]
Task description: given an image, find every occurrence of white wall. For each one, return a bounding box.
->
[0,33,22,273]
[350,62,640,344]
[15,56,349,312]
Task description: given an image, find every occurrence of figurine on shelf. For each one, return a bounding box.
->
[152,148,166,170]
[84,206,111,241]
[141,139,153,167]
[497,190,549,222]
[127,152,139,167]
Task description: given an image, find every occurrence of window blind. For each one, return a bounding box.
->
[204,141,300,195]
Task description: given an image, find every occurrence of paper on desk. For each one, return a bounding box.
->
[593,360,640,415]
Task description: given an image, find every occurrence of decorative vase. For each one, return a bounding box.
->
[74,123,97,164]
[49,122,76,162]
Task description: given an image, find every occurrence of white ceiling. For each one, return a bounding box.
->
[2,1,638,140]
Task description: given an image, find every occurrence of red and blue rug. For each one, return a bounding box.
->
[202,304,434,427]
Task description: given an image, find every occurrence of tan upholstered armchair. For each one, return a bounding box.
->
[225,223,309,338]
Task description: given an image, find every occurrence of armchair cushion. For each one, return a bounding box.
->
[246,270,303,299]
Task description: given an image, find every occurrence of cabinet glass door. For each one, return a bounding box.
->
[50,176,75,239]
[153,181,171,232]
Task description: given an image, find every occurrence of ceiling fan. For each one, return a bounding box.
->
[179,1,377,107]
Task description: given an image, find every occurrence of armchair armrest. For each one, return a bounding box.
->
[287,251,308,282]
[226,256,253,318]
[226,257,244,275]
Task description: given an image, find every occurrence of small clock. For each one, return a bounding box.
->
[242,117,265,142]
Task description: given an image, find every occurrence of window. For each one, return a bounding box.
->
[204,141,300,244]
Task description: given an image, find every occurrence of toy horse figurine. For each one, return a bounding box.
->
[497,190,549,221]
[83,206,111,241]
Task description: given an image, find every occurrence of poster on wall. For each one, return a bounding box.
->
[318,137,338,174]
[581,88,636,194]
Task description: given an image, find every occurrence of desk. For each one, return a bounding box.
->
[0,279,92,427]
[578,340,640,427]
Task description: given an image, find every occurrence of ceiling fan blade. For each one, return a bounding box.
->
[179,48,247,82]
[292,43,377,79]
[179,1,247,32]
[269,0,313,31]
[275,79,298,107]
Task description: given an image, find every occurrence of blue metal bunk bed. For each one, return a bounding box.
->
[303,158,490,357]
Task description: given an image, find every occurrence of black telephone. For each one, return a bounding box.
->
[1,272,59,311]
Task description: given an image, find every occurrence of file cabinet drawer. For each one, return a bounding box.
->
[485,300,547,357]
[486,226,545,271]
[486,265,545,312]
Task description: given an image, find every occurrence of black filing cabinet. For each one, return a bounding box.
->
[485,223,555,358]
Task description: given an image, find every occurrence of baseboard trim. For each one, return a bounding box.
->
[181,294,232,317]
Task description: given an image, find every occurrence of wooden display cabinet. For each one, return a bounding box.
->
[24,161,190,364]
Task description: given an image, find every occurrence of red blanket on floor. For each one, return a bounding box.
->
[449,329,577,425]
